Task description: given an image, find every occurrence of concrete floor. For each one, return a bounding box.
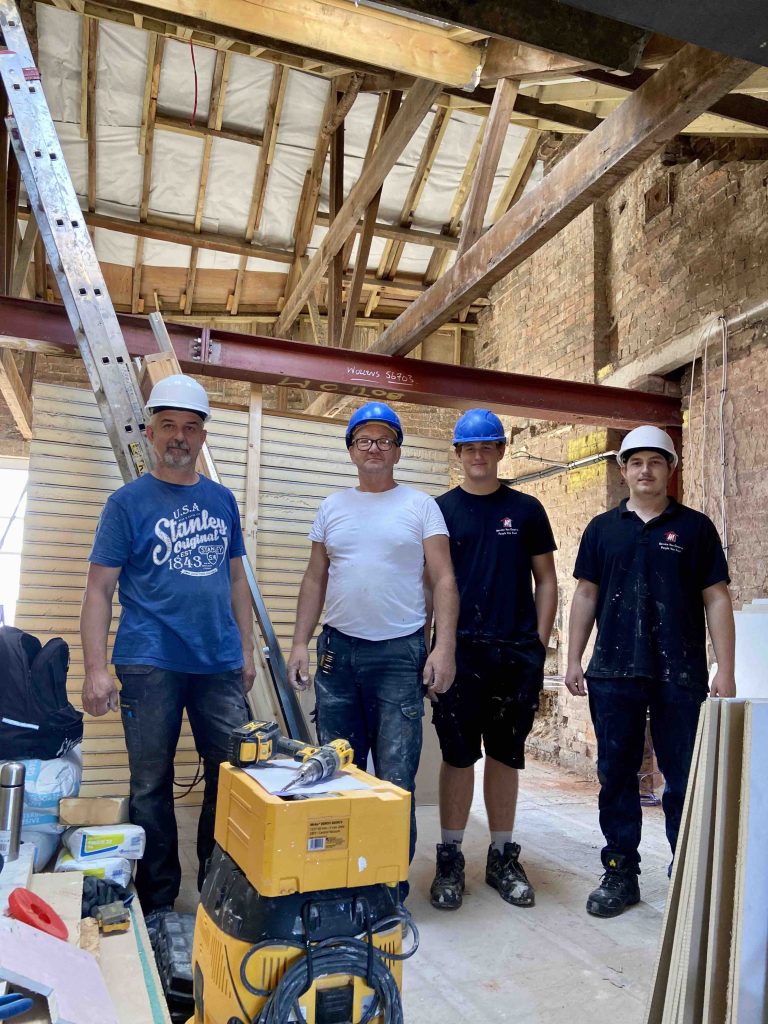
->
[176,760,668,1023]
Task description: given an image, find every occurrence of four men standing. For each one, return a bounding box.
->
[82,382,734,919]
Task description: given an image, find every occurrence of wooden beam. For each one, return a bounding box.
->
[378,103,449,279]
[0,348,33,438]
[490,128,540,223]
[86,17,98,212]
[327,88,345,345]
[369,44,755,357]
[315,211,458,250]
[17,207,294,265]
[480,38,590,84]
[154,113,263,148]
[423,117,485,285]
[342,91,402,347]
[458,77,518,255]
[231,64,288,315]
[375,0,649,71]
[275,78,441,337]
[11,219,38,298]
[117,0,484,88]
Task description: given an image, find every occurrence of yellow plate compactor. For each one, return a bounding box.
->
[189,723,414,1024]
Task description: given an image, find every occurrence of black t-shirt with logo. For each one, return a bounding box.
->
[436,485,557,642]
[573,498,729,689]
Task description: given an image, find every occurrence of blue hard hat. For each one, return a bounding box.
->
[452,409,506,445]
[345,402,403,447]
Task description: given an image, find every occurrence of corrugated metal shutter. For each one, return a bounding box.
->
[15,386,450,802]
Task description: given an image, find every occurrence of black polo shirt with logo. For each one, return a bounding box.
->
[573,498,729,689]
[436,484,557,642]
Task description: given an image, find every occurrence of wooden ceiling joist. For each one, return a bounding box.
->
[275,78,442,337]
[380,0,650,72]
[377,103,450,280]
[342,91,402,346]
[490,128,540,224]
[367,44,756,358]
[458,77,518,256]
[114,0,485,88]
[0,348,33,439]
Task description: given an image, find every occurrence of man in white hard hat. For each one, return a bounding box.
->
[566,425,735,918]
[80,375,255,927]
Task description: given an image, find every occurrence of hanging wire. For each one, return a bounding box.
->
[189,40,199,128]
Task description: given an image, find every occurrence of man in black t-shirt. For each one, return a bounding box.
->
[567,425,735,918]
[429,409,558,912]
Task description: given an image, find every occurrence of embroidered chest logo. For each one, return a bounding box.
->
[659,530,683,554]
[496,517,519,537]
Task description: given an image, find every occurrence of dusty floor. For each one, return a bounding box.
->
[176,759,668,1023]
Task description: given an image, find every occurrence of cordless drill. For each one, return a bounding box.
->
[229,721,353,788]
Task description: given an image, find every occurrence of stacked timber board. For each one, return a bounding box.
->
[644,697,768,1024]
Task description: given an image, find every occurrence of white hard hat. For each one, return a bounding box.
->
[146,374,211,421]
[617,425,678,469]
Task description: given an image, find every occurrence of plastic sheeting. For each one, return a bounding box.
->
[34,4,541,282]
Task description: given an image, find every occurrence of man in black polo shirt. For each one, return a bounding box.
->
[566,425,735,918]
[429,409,558,911]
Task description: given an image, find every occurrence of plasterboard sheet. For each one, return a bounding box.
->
[734,611,768,698]
[731,699,768,1023]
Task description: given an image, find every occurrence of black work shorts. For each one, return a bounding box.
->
[431,636,545,770]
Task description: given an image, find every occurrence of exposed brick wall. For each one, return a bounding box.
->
[472,140,768,777]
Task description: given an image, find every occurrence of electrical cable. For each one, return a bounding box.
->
[189,40,198,128]
[173,755,203,800]
[239,907,419,1024]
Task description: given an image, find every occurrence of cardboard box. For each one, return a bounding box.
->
[59,796,130,827]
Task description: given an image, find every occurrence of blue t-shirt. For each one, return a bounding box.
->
[89,474,246,673]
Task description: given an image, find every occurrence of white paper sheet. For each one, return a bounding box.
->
[244,760,370,797]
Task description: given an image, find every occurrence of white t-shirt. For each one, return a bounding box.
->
[308,484,448,641]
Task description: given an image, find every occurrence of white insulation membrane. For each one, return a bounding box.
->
[34,4,542,278]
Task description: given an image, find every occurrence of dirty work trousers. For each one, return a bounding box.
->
[117,664,249,911]
[313,625,427,864]
[587,677,706,872]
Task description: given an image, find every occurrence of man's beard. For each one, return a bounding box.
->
[162,446,193,467]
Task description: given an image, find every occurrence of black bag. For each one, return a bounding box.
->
[0,626,83,759]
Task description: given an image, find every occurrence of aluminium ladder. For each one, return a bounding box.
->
[0,1,308,739]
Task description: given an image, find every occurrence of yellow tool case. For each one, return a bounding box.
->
[213,762,410,897]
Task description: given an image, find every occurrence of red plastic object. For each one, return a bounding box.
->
[8,887,69,941]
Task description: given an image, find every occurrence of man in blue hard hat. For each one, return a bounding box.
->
[429,409,558,911]
[81,374,255,926]
[567,425,735,917]
[287,402,459,865]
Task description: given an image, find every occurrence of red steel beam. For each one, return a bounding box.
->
[0,296,681,428]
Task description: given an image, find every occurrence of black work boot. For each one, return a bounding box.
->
[430,843,465,910]
[586,854,641,918]
[485,842,535,907]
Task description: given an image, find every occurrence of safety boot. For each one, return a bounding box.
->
[429,843,465,910]
[485,842,535,907]
[586,853,641,918]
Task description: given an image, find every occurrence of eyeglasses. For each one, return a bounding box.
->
[351,437,398,451]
